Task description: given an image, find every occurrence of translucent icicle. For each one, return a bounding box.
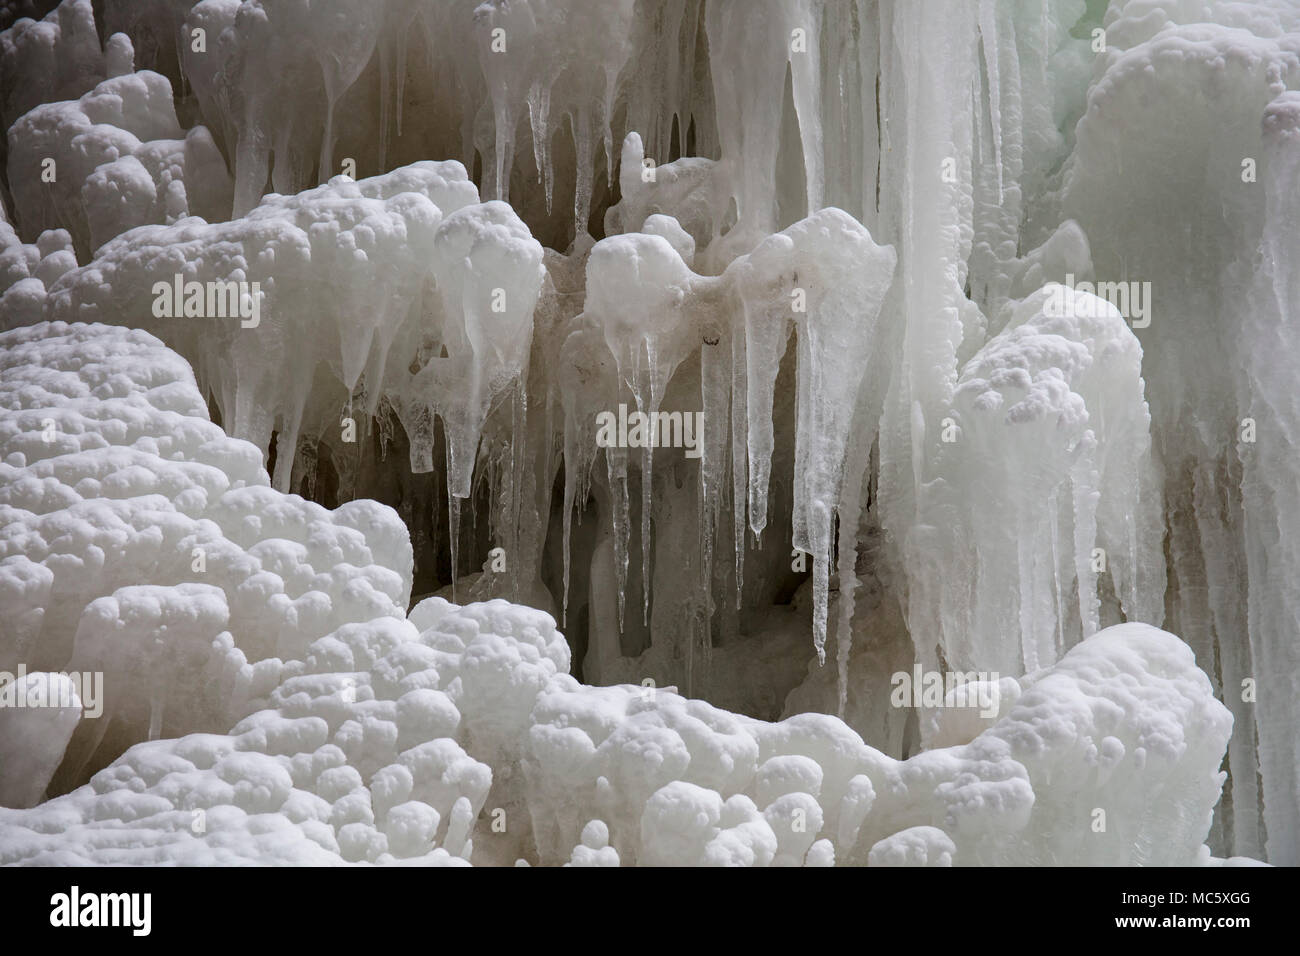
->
[977,0,1003,201]
[448,489,461,602]
[607,442,630,632]
[834,428,871,715]
[730,307,749,610]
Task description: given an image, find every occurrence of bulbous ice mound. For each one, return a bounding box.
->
[0,0,111,133]
[0,321,413,799]
[6,66,233,259]
[0,323,1233,865]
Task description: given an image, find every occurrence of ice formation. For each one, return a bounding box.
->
[0,0,1297,866]
[0,326,1238,864]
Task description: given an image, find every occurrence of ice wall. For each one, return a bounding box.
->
[1237,91,1300,866]
[1061,0,1300,863]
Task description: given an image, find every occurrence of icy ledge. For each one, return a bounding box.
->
[0,322,1239,865]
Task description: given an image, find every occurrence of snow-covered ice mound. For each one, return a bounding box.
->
[0,593,1235,865]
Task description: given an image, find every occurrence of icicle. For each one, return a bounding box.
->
[785,0,825,215]
[585,231,699,630]
[874,0,984,677]
[308,4,382,186]
[977,0,1003,202]
[428,201,545,499]
[491,99,515,204]
[705,0,827,241]
[607,442,630,632]
[1070,445,1101,643]
[63,714,110,791]
[529,85,555,214]
[572,110,594,236]
[640,438,653,627]
[378,39,392,171]
[1015,505,1038,673]
[562,404,580,625]
[395,23,410,138]
[834,427,872,716]
[148,684,163,742]
[730,313,749,610]
[448,490,461,602]
[559,325,617,627]
[740,293,789,539]
[271,381,313,493]
[699,302,732,667]
[562,485,574,624]
[1048,486,1063,659]
[509,384,527,602]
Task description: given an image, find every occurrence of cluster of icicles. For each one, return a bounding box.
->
[61,0,1158,699]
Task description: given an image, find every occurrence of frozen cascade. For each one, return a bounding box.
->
[2,0,1299,864]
